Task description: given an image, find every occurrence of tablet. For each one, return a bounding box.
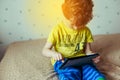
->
[59,53,99,69]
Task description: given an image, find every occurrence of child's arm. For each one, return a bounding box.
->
[85,43,94,55]
[42,42,63,61]
[85,43,100,63]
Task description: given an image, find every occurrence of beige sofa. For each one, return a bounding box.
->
[0,34,120,80]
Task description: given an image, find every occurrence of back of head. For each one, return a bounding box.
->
[62,0,94,27]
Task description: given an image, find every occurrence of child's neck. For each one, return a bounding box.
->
[63,20,84,30]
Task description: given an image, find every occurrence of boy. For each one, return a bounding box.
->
[42,0,106,80]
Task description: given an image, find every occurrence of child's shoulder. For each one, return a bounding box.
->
[84,26,90,29]
[83,26,91,31]
[52,22,65,29]
[80,26,92,34]
[50,22,64,32]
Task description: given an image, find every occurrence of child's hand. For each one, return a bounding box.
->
[92,56,100,63]
[52,52,64,62]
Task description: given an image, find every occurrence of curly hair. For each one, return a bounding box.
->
[62,0,94,27]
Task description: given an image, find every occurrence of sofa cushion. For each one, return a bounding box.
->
[92,34,120,66]
[0,34,120,80]
[92,34,120,80]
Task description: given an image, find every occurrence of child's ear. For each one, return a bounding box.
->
[61,4,64,12]
[61,3,72,20]
[61,3,67,19]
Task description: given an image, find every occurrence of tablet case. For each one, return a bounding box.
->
[59,53,99,69]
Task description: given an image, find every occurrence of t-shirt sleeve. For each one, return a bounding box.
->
[47,25,58,45]
[86,27,94,43]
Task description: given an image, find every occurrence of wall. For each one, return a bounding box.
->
[0,0,120,46]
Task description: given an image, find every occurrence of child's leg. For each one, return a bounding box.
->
[82,64,106,80]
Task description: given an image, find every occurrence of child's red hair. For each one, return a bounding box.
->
[62,0,94,27]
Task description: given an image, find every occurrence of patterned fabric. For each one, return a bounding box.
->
[54,60,106,80]
[82,65,106,80]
